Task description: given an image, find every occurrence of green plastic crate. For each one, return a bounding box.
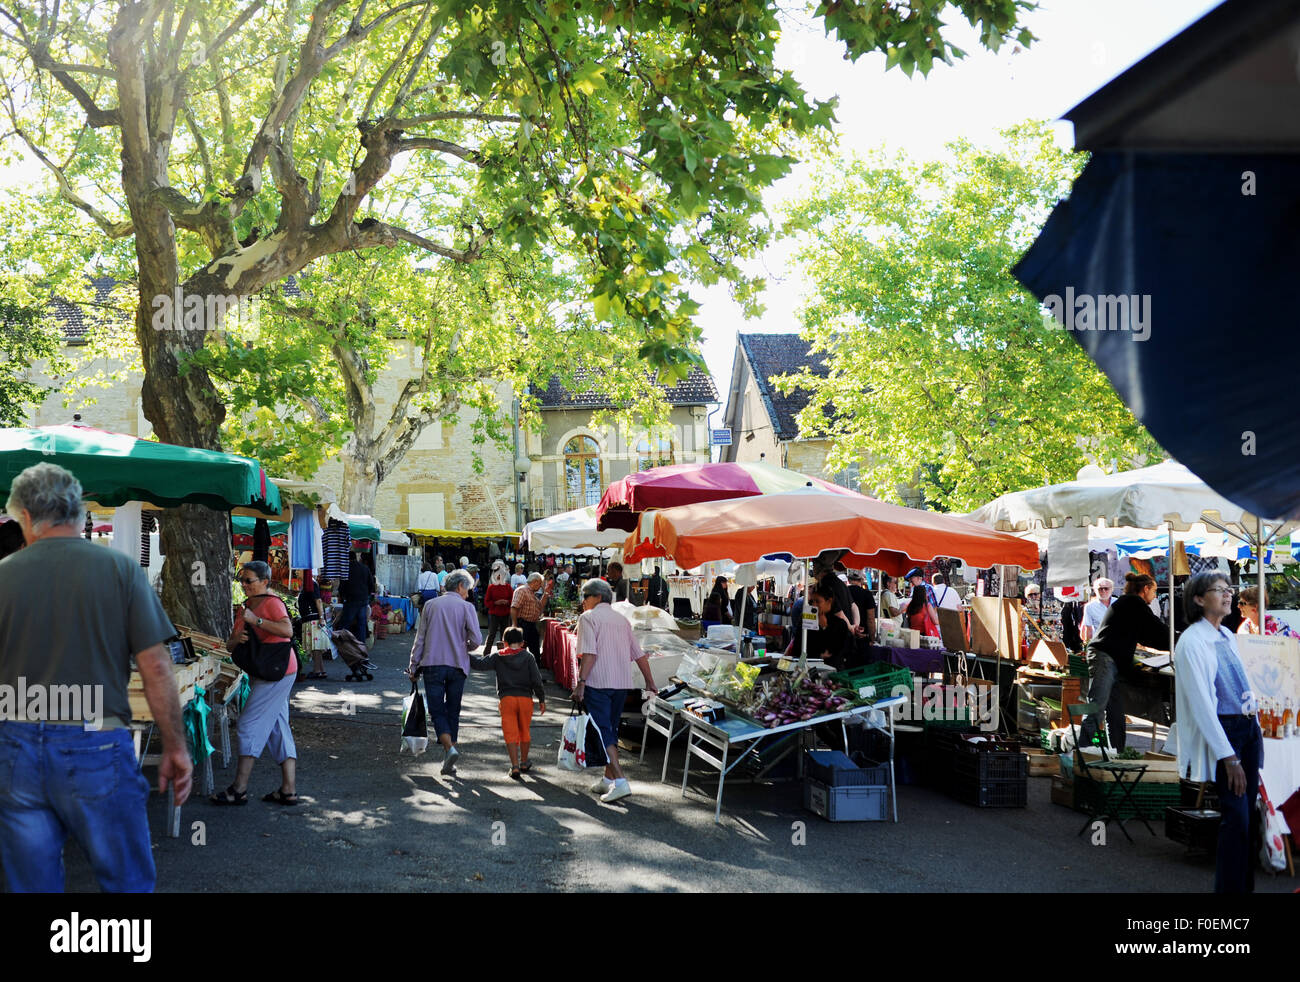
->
[826,662,914,698]
[1075,774,1180,819]
[1040,728,1052,751]
[1068,654,1090,679]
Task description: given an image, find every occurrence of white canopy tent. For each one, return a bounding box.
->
[970,460,1298,652]
[520,505,625,561]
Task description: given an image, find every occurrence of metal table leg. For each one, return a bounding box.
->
[714,742,729,824]
[680,728,693,797]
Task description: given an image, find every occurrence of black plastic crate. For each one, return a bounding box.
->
[954,775,1028,808]
[1165,806,1220,853]
[953,750,1028,782]
[1180,779,1218,810]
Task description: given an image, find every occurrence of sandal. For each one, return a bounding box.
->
[210,785,248,806]
[263,788,299,806]
[509,768,523,781]
[305,672,328,680]
[519,762,532,774]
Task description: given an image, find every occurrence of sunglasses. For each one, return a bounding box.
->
[239,576,261,585]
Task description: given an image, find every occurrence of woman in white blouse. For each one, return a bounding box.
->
[1173,572,1263,894]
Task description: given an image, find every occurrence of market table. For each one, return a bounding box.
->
[679,694,908,823]
[128,653,223,837]
[867,644,946,675]
[641,693,693,783]
[386,596,417,629]
[1261,736,1300,834]
[541,618,580,691]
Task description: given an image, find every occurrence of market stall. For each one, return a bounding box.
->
[614,490,1041,821]
[0,424,283,836]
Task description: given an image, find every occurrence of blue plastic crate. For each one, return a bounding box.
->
[803,779,888,821]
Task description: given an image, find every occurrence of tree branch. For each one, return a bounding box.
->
[393,135,482,164]
[9,125,133,237]
[350,218,489,262]
[379,111,520,128]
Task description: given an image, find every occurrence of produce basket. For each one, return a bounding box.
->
[826,662,914,697]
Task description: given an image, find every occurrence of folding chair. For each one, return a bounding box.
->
[1066,702,1154,842]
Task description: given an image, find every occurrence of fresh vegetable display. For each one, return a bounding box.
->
[749,673,867,729]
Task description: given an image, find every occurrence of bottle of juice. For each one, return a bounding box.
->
[1283,698,1294,737]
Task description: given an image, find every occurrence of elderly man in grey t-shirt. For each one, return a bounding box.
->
[0,463,190,892]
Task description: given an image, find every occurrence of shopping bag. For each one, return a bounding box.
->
[1258,779,1288,873]
[400,681,429,756]
[558,708,588,771]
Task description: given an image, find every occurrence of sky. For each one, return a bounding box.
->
[694,0,1224,424]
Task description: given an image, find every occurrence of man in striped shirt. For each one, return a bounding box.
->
[572,578,657,803]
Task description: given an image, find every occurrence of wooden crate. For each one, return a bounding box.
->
[1024,748,1059,778]
[1051,775,1074,809]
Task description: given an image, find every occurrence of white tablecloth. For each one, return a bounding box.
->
[1260,736,1300,809]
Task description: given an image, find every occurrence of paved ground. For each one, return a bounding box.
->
[48,634,1299,892]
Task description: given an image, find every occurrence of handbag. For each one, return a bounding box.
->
[399,681,429,756]
[231,596,293,682]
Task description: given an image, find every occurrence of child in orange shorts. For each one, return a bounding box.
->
[470,627,546,779]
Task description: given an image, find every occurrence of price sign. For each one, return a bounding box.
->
[802,607,819,630]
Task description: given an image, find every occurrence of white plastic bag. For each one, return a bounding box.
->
[1259,780,1289,873]
[399,683,429,756]
[558,710,589,771]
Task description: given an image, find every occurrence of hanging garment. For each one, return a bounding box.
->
[322,518,350,580]
[289,504,316,569]
[140,513,157,567]
[311,509,324,574]
[252,518,271,563]
[112,502,143,563]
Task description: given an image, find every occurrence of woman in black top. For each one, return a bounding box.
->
[1080,572,1168,751]
[807,586,853,668]
[298,571,328,679]
[702,575,732,626]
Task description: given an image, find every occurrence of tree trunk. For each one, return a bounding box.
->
[160,504,235,636]
[340,440,381,516]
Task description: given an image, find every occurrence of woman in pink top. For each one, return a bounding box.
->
[211,561,300,806]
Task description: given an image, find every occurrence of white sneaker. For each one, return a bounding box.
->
[441,746,460,775]
[600,779,632,803]
[590,777,614,794]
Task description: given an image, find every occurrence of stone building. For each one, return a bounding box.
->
[520,367,719,523]
[719,333,863,490]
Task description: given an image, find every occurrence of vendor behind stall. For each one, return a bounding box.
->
[1078,572,1169,751]
[806,585,854,668]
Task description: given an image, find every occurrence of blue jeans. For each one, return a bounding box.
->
[421,666,467,743]
[0,722,154,893]
[1079,650,1127,751]
[1215,714,1263,894]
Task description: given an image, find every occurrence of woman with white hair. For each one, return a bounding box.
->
[484,561,514,651]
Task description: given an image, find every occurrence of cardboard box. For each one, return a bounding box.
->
[1050,774,1074,808]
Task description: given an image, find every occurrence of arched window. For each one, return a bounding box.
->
[636,435,673,472]
[564,435,602,508]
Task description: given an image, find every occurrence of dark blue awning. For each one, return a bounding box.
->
[1013,150,1300,520]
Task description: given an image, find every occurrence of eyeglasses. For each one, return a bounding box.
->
[239,577,260,585]
[1207,586,1235,596]
[1096,587,1112,592]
